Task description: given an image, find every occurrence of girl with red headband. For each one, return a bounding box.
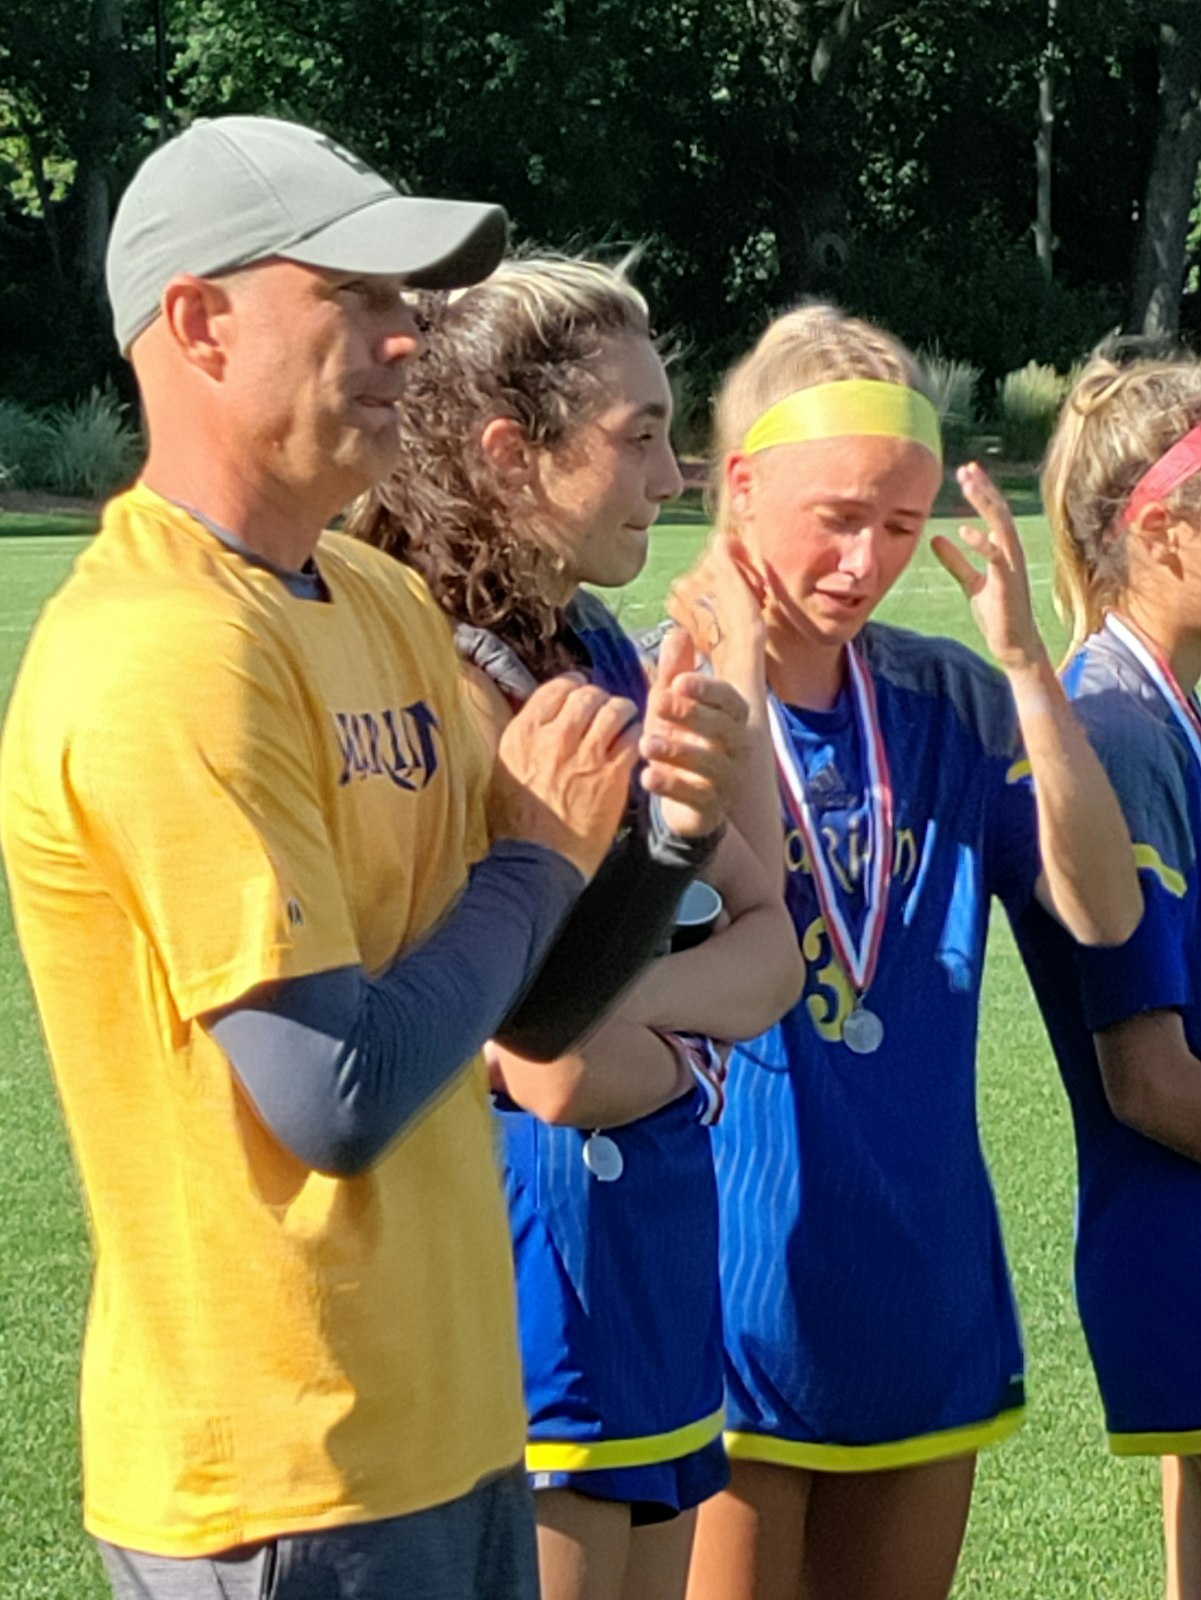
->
[1017,353,1201,1600]
[665,305,1142,1600]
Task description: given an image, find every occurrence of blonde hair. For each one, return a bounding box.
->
[349,255,651,678]
[710,302,928,532]
[1042,354,1201,652]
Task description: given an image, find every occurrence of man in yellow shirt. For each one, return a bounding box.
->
[0,117,744,1599]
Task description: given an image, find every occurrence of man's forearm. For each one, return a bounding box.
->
[208,840,583,1175]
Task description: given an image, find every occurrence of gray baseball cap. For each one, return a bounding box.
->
[106,115,509,354]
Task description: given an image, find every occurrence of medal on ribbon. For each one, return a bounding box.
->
[769,644,894,1055]
[583,1130,624,1181]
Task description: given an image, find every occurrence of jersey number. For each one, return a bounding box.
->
[801,914,854,1042]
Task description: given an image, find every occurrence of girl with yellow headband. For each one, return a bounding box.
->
[1015,353,1201,1600]
[666,304,1142,1600]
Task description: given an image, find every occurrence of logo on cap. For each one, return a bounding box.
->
[315,135,374,177]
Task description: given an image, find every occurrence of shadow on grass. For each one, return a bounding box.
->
[0,513,97,538]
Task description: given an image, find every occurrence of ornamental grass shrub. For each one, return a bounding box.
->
[996,362,1067,464]
[0,399,55,490]
[40,387,143,498]
[0,389,142,498]
[918,349,980,465]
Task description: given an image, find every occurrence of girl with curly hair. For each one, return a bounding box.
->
[351,257,802,1600]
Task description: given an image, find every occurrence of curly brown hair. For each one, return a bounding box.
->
[347,256,652,679]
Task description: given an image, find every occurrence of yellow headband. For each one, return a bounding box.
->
[742,378,943,463]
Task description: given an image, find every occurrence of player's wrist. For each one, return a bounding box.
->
[714,640,766,692]
[648,795,726,862]
[1005,652,1061,719]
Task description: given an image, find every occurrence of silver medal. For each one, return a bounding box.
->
[842,1004,885,1055]
[582,1132,624,1181]
[768,654,896,1062]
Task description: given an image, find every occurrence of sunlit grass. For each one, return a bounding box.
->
[0,503,1161,1597]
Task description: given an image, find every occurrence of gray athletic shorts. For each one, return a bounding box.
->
[96,1464,538,1600]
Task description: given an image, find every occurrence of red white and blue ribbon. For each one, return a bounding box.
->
[767,643,895,999]
[653,1029,729,1124]
[1106,613,1201,768]
[684,1032,728,1125]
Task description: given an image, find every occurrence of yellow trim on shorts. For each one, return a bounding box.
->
[725,1406,1025,1473]
[1110,1428,1201,1457]
[525,1406,726,1473]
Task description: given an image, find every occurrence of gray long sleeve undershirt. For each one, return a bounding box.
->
[196,524,717,1175]
[210,815,720,1177]
[208,840,583,1177]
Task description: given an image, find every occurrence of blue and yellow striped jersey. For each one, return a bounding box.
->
[1018,624,1201,1453]
[717,623,1035,1467]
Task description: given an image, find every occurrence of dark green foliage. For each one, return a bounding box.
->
[838,212,1122,385]
[0,0,1197,423]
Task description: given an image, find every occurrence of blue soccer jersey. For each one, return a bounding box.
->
[1017,623,1201,1454]
[498,592,727,1513]
[716,623,1037,1470]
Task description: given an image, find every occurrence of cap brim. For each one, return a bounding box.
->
[278,194,507,289]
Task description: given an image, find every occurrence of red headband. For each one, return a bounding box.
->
[1125,422,1201,526]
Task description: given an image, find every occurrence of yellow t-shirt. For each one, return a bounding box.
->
[0,484,526,1556]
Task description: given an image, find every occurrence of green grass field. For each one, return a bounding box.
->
[0,510,1164,1598]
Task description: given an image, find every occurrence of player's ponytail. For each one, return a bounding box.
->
[1043,354,1201,656]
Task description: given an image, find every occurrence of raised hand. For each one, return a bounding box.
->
[931,461,1049,675]
[640,625,748,839]
[488,676,641,881]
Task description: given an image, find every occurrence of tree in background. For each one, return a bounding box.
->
[3,0,1201,417]
[0,0,153,403]
[1131,1,1201,336]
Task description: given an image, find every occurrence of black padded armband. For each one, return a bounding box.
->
[495,802,724,1062]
